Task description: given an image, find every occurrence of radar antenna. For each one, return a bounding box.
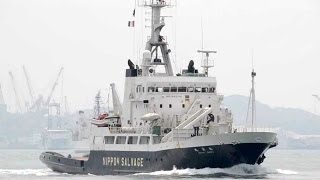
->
[197,50,216,76]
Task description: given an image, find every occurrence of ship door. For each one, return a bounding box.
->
[136,85,143,99]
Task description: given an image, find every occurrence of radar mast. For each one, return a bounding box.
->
[140,0,174,76]
[197,50,216,76]
[246,69,257,128]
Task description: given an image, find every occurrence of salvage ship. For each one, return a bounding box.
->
[40,0,278,175]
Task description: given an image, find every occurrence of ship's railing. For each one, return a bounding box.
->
[107,126,173,135]
[108,127,150,134]
[232,126,276,133]
[164,128,205,142]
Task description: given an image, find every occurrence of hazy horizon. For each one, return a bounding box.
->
[1,0,320,114]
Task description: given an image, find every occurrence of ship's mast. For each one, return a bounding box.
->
[141,0,174,76]
[246,69,257,128]
[251,70,256,128]
[94,91,101,117]
[197,50,216,76]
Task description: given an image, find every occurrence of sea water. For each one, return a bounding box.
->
[0,149,319,180]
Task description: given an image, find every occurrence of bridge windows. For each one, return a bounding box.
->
[202,87,208,93]
[156,87,163,92]
[128,136,138,144]
[209,87,215,93]
[148,87,155,92]
[178,87,187,92]
[170,87,177,92]
[104,136,115,144]
[139,136,150,144]
[116,136,126,144]
[188,87,194,92]
[163,87,170,92]
[147,86,215,93]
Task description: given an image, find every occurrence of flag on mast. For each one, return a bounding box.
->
[128,20,135,27]
[128,8,135,27]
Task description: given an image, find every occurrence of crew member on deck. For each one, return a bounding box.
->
[193,120,201,136]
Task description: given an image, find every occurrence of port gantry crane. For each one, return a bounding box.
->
[22,65,36,106]
[9,71,23,113]
[45,67,64,106]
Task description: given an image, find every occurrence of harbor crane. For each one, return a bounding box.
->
[45,67,64,106]
[22,65,35,104]
[9,71,23,112]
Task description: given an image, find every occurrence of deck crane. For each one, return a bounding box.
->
[22,65,35,104]
[9,71,23,112]
[110,83,122,116]
[45,67,64,106]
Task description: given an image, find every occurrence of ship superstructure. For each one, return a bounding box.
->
[40,0,277,175]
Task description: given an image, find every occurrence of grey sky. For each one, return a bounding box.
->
[0,0,319,113]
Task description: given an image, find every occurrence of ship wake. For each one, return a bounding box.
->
[0,169,59,176]
[134,164,298,178]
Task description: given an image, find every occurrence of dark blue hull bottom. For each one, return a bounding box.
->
[40,143,271,175]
